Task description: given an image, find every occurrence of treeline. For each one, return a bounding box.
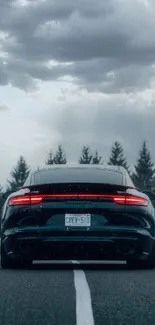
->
[0,140,155,210]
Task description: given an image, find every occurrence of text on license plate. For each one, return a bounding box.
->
[65,214,91,227]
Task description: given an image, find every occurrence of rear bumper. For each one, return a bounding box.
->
[2,227,155,260]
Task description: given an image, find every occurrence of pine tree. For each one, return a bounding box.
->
[46,151,55,165]
[132,141,155,190]
[8,156,30,192]
[151,178,155,193]
[108,141,129,171]
[0,185,3,212]
[92,151,102,164]
[53,145,67,164]
[79,146,93,164]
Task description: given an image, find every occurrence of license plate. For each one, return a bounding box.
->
[65,214,91,227]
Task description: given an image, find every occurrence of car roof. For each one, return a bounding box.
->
[32,164,126,174]
[23,164,132,187]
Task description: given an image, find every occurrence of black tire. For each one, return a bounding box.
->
[1,243,32,269]
[1,244,13,269]
[127,259,155,270]
[127,242,155,270]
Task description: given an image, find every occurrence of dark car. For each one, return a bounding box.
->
[1,164,155,269]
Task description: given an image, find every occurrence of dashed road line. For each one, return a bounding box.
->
[72,260,95,325]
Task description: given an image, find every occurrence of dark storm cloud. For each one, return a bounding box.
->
[0,0,155,91]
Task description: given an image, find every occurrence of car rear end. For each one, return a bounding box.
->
[1,166,155,262]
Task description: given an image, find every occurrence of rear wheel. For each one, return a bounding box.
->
[1,243,32,269]
[127,259,155,269]
[127,242,155,270]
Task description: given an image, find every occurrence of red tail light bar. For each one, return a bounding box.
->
[8,194,148,206]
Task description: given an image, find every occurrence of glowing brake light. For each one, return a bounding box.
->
[9,195,43,206]
[113,196,148,206]
[126,196,148,206]
[9,196,31,205]
[8,194,148,206]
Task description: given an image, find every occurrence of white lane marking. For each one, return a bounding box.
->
[72,260,95,325]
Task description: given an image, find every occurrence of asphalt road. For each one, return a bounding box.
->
[0,261,155,325]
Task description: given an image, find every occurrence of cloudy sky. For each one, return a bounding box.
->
[0,0,155,186]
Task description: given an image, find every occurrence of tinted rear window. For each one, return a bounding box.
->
[32,168,123,185]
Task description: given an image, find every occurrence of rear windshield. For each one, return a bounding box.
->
[32,168,124,185]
